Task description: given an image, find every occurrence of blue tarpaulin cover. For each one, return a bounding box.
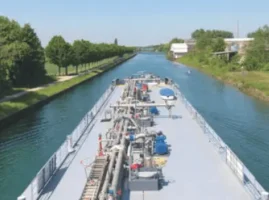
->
[159,88,175,96]
[149,106,159,115]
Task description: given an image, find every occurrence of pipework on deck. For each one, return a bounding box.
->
[81,74,173,200]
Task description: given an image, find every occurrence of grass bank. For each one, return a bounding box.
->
[178,55,269,102]
[0,53,136,128]
[45,56,118,76]
[0,57,118,99]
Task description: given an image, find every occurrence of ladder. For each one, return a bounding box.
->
[81,156,108,200]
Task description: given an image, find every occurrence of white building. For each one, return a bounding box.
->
[170,43,188,59]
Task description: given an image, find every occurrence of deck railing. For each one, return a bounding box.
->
[172,83,269,200]
[18,85,115,200]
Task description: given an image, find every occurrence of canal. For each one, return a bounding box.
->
[1,53,269,199]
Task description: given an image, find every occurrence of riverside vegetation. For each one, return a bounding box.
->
[156,27,269,101]
[0,15,135,121]
[0,15,135,98]
[0,54,135,120]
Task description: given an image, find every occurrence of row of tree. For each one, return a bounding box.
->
[191,29,234,39]
[46,37,134,75]
[0,16,134,96]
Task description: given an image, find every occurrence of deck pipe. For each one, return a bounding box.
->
[110,119,129,197]
[100,81,135,199]
[99,120,123,200]
[125,132,157,141]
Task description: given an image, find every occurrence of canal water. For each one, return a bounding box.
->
[1,53,269,199]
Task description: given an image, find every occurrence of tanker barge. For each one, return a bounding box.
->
[18,72,268,200]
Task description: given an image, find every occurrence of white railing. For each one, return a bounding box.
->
[18,85,115,200]
[172,83,269,200]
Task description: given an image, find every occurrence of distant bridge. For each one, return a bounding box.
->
[136,46,156,52]
[224,38,254,54]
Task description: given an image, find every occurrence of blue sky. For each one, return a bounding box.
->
[1,0,268,47]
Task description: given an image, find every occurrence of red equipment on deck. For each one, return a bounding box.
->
[98,134,104,156]
[142,84,148,92]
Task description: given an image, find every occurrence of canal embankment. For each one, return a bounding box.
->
[178,56,269,103]
[0,53,136,129]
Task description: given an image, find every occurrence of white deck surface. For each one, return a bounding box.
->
[37,86,123,200]
[127,84,251,200]
[31,83,252,200]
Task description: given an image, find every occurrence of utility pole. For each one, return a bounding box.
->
[237,20,240,38]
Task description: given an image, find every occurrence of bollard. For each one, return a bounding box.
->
[17,196,26,200]
[67,135,75,153]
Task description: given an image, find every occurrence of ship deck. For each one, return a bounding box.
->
[124,84,251,200]
[30,83,251,200]
[35,86,124,200]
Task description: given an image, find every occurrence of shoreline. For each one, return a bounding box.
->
[0,53,136,129]
[178,58,269,103]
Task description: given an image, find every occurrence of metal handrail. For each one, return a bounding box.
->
[18,85,115,200]
[172,83,269,200]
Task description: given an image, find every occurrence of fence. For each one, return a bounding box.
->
[18,85,115,200]
[172,83,269,200]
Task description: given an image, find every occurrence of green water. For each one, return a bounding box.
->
[1,53,269,199]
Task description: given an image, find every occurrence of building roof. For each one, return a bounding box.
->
[170,43,188,53]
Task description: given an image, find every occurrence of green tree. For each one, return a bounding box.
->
[191,29,233,39]
[45,36,72,75]
[169,38,185,44]
[191,29,206,39]
[0,16,46,88]
[211,38,226,52]
[244,25,269,70]
[18,24,46,86]
[114,38,118,45]
[196,35,212,51]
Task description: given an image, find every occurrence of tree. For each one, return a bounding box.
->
[18,24,46,86]
[191,29,233,39]
[191,29,206,39]
[211,38,226,52]
[244,25,269,70]
[0,16,46,87]
[196,35,212,51]
[45,36,72,75]
[169,38,184,44]
[0,16,27,87]
[114,38,118,45]
[72,40,84,74]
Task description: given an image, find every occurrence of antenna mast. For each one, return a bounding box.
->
[237,20,240,38]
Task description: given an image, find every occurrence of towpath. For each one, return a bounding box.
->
[0,76,75,103]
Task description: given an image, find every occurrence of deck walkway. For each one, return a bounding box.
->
[127,84,251,200]
[35,86,123,200]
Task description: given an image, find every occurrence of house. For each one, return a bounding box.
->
[170,43,188,59]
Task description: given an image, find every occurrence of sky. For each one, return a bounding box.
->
[1,0,269,47]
